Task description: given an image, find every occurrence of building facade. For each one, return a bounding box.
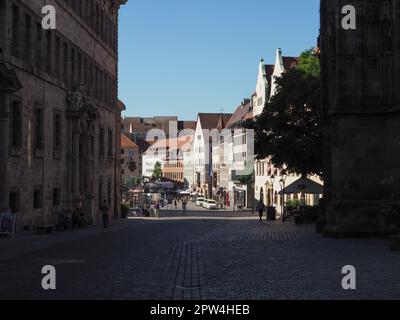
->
[0,0,127,231]
[142,135,193,184]
[121,133,140,187]
[320,0,400,235]
[192,113,232,197]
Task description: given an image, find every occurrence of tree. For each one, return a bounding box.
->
[152,162,163,181]
[247,48,323,177]
[296,48,320,77]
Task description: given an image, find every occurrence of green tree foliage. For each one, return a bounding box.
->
[152,162,163,181]
[247,48,322,177]
[296,48,320,77]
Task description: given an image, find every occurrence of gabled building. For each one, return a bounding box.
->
[192,113,232,197]
[252,49,321,213]
[213,99,254,208]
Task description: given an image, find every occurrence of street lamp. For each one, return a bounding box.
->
[280,173,287,221]
[270,175,275,206]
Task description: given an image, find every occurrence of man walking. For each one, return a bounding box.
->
[102,200,109,229]
[182,200,187,216]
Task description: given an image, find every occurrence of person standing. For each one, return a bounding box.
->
[256,200,265,222]
[182,200,187,216]
[102,200,109,229]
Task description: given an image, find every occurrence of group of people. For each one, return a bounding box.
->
[57,200,111,230]
[174,199,187,215]
[57,207,89,229]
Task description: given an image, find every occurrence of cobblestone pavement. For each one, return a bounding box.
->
[0,209,399,300]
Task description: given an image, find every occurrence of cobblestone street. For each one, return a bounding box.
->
[1,209,400,300]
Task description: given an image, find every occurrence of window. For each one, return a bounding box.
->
[63,42,68,84]
[54,112,62,153]
[46,31,52,74]
[36,23,42,69]
[99,127,105,156]
[98,182,103,209]
[55,36,60,78]
[107,180,111,207]
[24,14,32,64]
[9,191,20,213]
[108,129,113,157]
[34,107,44,150]
[10,99,22,149]
[52,188,60,206]
[71,47,75,84]
[33,187,43,210]
[12,5,20,58]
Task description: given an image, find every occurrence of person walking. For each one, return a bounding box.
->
[155,202,160,219]
[101,200,109,229]
[174,199,178,210]
[256,200,265,222]
[182,200,187,216]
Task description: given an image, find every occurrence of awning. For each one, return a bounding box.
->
[278,177,323,195]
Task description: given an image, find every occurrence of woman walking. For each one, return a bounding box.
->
[256,201,265,222]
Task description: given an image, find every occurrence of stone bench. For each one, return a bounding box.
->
[390,235,400,251]
[37,225,55,235]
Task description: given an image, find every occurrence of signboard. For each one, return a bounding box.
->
[0,213,17,239]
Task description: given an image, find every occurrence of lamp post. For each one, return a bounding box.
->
[270,175,276,206]
[280,172,287,221]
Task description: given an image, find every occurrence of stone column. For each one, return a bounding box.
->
[0,93,9,211]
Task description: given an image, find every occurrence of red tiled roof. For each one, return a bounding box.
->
[282,56,299,71]
[121,134,138,149]
[226,99,252,128]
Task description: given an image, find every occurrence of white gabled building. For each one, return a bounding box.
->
[252,49,322,213]
[192,113,232,197]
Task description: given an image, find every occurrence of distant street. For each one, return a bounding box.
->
[1,207,399,300]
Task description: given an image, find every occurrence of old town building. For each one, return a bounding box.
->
[320,0,400,235]
[0,0,127,231]
[121,133,140,187]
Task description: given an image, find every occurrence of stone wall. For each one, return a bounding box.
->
[320,0,400,236]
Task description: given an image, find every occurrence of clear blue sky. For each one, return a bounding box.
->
[118,0,320,120]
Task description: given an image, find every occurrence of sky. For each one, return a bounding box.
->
[118,0,320,121]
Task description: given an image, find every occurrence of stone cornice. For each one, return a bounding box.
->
[104,0,128,16]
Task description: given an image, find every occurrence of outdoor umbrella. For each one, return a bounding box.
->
[278,177,323,195]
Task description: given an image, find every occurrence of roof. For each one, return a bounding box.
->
[197,113,233,130]
[121,134,138,149]
[225,99,253,128]
[145,135,194,154]
[282,56,299,71]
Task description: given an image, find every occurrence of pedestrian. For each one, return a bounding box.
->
[256,200,265,222]
[102,200,109,229]
[174,199,178,210]
[182,200,187,216]
[155,202,160,219]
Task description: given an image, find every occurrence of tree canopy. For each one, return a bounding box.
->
[247,48,323,177]
[152,162,163,181]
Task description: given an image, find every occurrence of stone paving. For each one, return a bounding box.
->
[0,209,399,300]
